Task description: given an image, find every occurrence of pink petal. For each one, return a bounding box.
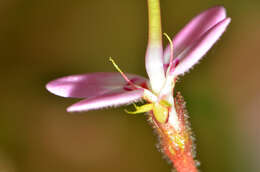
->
[46,72,147,98]
[164,6,227,65]
[67,89,144,112]
[173,18,231,76]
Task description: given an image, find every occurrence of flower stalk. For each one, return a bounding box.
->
[152,92,198,172]
[147,0,162,45]
[146,1,198,171]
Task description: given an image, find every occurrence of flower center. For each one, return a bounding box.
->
[109,57,172,123]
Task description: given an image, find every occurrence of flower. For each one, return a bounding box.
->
[46,5,230,172]
[46,6,230,121]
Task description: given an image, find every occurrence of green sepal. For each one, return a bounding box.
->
[125,103,154,114]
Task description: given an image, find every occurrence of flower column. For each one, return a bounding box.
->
[146,0,198,171]
[146,0,165,94]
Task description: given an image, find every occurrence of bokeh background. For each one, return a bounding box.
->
[1,0,260,171]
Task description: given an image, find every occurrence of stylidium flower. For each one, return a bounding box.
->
[46,1,230,172]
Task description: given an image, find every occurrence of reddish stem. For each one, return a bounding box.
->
[151,92,198,172]
[156,123,198,172]
[163,137,198,172]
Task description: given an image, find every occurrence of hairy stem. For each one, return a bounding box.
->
[150,92,198,172]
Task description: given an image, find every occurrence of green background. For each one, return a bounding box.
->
[1,0,260,171]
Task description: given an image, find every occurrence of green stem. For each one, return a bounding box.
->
[147,0,163,46]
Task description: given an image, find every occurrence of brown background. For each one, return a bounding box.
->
[1,0,260,171]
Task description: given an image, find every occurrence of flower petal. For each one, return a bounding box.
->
[172,18,231,76]
[67,89,144,112]
[164,6,227,65]
[46,72,147,98]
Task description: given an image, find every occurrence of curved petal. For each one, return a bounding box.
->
[172,18,231,76]
[46,72,147,98]
[164,6,227,65]
[67,89,144,112]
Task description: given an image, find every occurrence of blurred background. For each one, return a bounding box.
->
[1,0,260,171]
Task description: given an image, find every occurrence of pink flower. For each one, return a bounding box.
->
[46,6,230,117]
[46,5,230,171]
